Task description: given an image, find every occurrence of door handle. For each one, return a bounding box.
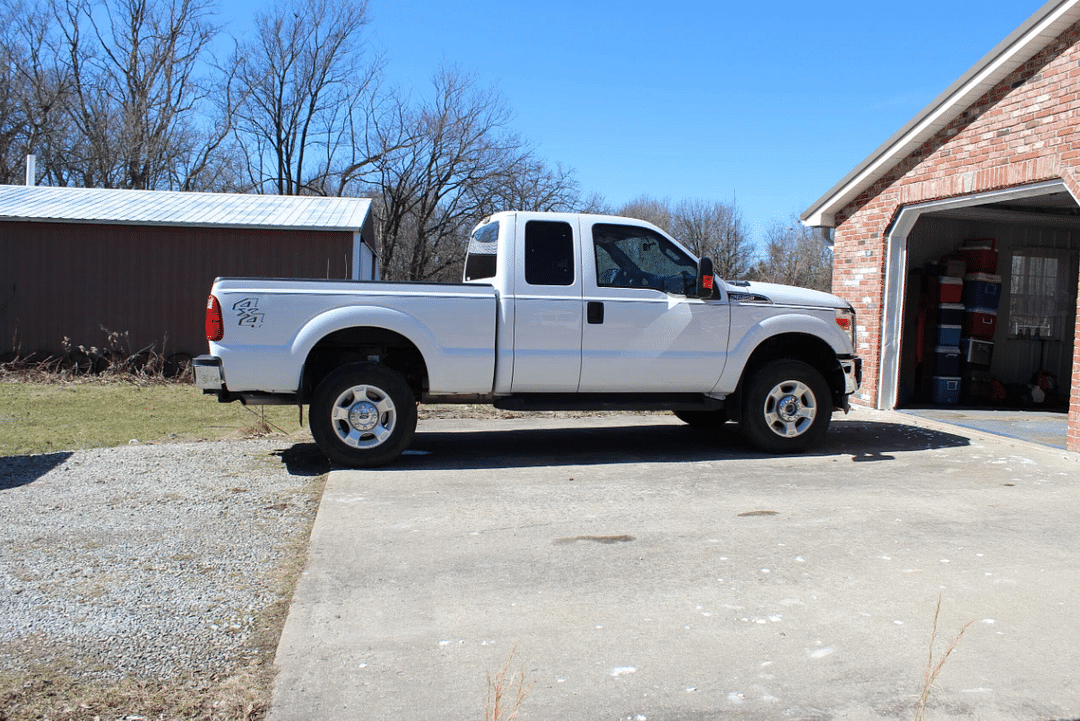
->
[587,301,604,324]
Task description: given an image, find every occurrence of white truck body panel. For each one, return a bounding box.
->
[207,279,497,394]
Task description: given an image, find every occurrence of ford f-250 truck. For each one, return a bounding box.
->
[194,211,861,467]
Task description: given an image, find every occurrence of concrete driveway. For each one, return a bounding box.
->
[268,409,1080,721]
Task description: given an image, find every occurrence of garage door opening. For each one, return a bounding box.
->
[889,182,1078,423]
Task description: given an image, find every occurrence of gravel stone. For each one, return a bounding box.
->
[0,439,328,681]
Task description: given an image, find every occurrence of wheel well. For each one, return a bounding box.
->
[300,327,427,403]
[741,333,847,406]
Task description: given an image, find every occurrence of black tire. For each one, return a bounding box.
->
[673,409,729,428]
[309,363,417,468]
[740,360,831,453]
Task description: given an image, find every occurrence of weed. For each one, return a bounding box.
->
[241,406,290,438]
[485,648,532,721]
[1,327,191,384]
[914,594,974,721]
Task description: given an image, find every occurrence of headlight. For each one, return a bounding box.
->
[834,307,856,348]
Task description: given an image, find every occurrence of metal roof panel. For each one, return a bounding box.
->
[0,185,372,232]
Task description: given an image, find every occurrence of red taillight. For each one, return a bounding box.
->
[206,295,224,342]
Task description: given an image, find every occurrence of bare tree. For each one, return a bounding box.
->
[617,195,674,232]
[50,0,223,189]
[0,0,75,184]
[475,157,580,216]
[618,195,754,279]
[751,216,833,291]
[232,0,380,196]
[372,67,547,282]
[672,198,754,279]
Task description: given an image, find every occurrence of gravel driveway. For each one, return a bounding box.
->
[0,438,327,682]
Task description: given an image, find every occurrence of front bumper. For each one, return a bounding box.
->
[842,357,862,395]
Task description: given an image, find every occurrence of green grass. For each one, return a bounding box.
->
[0,379,308,457]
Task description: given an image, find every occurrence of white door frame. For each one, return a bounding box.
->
[878,179,1075,408]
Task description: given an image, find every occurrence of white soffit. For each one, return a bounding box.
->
[802,0,1080,228]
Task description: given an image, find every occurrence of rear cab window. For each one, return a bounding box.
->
[464,221,500,282]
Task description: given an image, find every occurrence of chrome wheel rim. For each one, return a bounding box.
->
[762,379,817,438]
[330,384,396,449]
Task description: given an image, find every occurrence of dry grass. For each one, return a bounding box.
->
[485,648,532,721]
[0,666,266,721]
[2,328,193,385]
[914,595,974,721]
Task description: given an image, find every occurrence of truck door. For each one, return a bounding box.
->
[510,218,584,392]
[578,220,729,392]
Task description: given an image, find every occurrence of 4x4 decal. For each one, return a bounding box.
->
[233,298,265,328]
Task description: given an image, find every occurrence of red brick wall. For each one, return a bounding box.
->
[832,22,1080,451]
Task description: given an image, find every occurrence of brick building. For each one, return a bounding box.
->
[803,0,1080,452]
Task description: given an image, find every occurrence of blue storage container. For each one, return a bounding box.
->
[936,324,962,346]
[932,376,962,405]
[933,346,961,376]
[962,273,1002,310]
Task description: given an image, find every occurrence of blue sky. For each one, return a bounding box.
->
[219,0,1046,243]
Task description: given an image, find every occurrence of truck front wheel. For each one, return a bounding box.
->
[309,363,417,468]
[741,360,831,453]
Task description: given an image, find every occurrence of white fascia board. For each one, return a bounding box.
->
[802,0,1080,229]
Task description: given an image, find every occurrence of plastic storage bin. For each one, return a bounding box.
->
[955,238,998,274]
[960,338,993,370]
[932,376,962,405]
[962,308,997,340]
[941,257,967,278]
[934,346,961,376]
[962,370,994,404]
[937,324,962,346]
[931,276,963,304]
[962,273,1002,310]
[938,303,965,326]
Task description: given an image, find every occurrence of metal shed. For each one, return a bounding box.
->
[0,185,376,362]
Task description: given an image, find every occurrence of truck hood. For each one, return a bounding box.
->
[720,279,850,310]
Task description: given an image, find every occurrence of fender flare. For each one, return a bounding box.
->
[290,305,440,385]
[716,310,850,393]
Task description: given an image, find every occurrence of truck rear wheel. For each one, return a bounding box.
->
[309,363,417,468]
[741,360,831,453]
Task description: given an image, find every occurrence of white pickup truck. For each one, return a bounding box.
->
[194,211,860,467]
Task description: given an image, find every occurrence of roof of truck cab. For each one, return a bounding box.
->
[0,184,372,231]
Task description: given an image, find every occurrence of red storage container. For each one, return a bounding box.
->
[955,238,998,274]
[930,276,963,304]
[962,308,997,340]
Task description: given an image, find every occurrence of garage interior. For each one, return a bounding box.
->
[896,185,1078,446]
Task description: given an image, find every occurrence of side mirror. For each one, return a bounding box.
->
[696,257,715,298]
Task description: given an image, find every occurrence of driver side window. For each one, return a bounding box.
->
[593,223,697,294]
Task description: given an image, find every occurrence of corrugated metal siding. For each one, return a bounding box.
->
[0,185,372,231]
[0,221,354,358]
